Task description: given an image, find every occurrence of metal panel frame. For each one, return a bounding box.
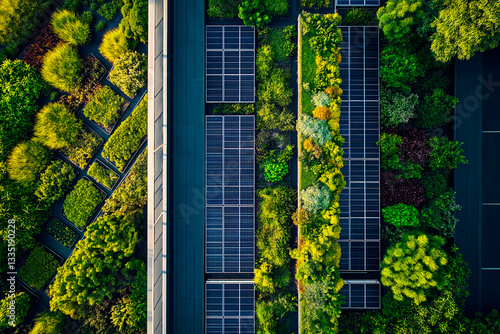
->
[336,0,380,6]
[205,26,255,103]
[340,280,381,309]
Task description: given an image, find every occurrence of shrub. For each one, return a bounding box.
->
[88,162,119,189]
[421,170,448,199]
[380,89,418,128]
[377,0,425,41]
[238,1,271,28]
[46,219,78,248]
[7,140,52,187]
[301,182,332,214]
[381,233,449,305]
[99,28,131,64]
[256,294,296,333]
[20,26,62,71]
[51,10,91,46]
[259,25,297,61]
[377,133,403,171]
[395,128,431,165]
[19,245,59,290]
[312,91,331,108]
[119,0,148,43]
[61,131,102,169]
[97,0,122,20]
[96,20,106,32]
[102,95,147,171]
[382,203,420,227]
[42,44,82,93]
[297,114,332,146]
[256,45,274,81]
[319,167,345,194]
[0,292,30,329]
[83,86,124,127]
[263,145,294,183]
[416,89,458,128]
[343,8,372,25]
[257,68,293,107]
[428,137,467,170]
[29,310,68,334]
[380,43,425,94]
[213,103,254,115]
[312,106,331,121]
[109,51,147,97]
[0,60,44,160]
[301,281,343,333]
[63,179,104,229]
[207,0,241,18]
[35,160,76,204]
[381,171,426,209]
[301,0,329,8]
[420,190,461,238]
[34,103,83,150]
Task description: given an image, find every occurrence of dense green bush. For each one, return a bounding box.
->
[238,1,271,28]
[0,60,44,160]
[46,219,78,248]
[259,26,297,62]
[381,233,449,304]
[421,170,448,199]
[7,140,52,187]
[207,0,241,17]
[343,8,372,26]
[416,89,458,128]
[256,294,296,334]
[297,115,331,146]
[99,28,131,64]
[88,161,119,189]
[42,44,82,93]
[420,190,460,238]
[119,0,148,43]
[428,136,467,170]
[51,10,91,46]
[19,245,59,290]
[301,182,332,214]
[380,43,425,94]
[257,104,295,131]
[61,130,102,169]
[35,160,76,204]
[258,68,293,107]
[34,103,83,149]
[29,310,68,334]
[83,86,124,127]
[256,45,274,81]
[377,0,425,41]
[109,51,147,97]
[380,89,418,128]
[213,103,254,115]
[312,91,331,108]
[382,203,420,227]
[301,0,329,8]
[97,0,122,20]
[0,292,30,329]
[377,133,403,171]
[102,95,147,171]
[301,281,343,333]
[263,145,294,183]
[63,179,104,229]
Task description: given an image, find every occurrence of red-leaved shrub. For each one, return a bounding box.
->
[381,171,426,209]
[21,26,62,71]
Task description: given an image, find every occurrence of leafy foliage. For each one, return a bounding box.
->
[416,88,458,128]
[99,27,131,64]
[0,59,44,160]
[0,292,30,329]
[42,44,82,93]
[428,136,467,170]
[119,0,148,43]
[263,145,293,183]
[102,94,147,171]
[109,51,147,97]
[381,171,426,209]
[63,179,104,229]
[381,233,449,305]
[51,10,91,46]
[21,26,62,70]
[380,89,418,128]
[382,203,420,227]
[377,0,425,41]
[420,190,461,238]
[207,0,241,17]
[430,0,500,62]
[96,0,122,20]
[7,140,52,187]
[343,8,372,26]
[312,91,331,108]
[213,103,254,115]
[29,310,68,334]
[301,280,343,333]
[301,0,329,8]
[259,26,297,62]
[421,170,448,199]
[35,160,76,204]
[88,162,119,189]
[300,182,331,215]
[34,103,83,149]
[378,133,403,171]
[256,294,296,334]
[19,245,59,290]
[46,219,78,248]
[380,43,425,94]
[83,86,124,127]
[61,130,102,169]
[297,115,332,146]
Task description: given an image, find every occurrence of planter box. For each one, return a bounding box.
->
[59,126,104,170]
[44,217,80,249]
[87,159,122,190]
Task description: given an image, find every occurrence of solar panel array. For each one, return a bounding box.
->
[206,26,255,103]
[336,0,379,6]
[339,280,381,309]
[338,26,380,272]
[206,282,255,333]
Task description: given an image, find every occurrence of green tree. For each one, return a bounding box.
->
[296,114,332,146]
[29,310,68,334]
[377,0,425,41]
[34,103,83,149]
[99,28,131,64]
[380,89,418,128]
[301,281,343,334]
[381,233,449,304]
[109,51,147,97]
[41,44,82,92]
[51,9,91,46]
[0,59,44,160]
[416,89,458,129]
[256,294,296,334]
[119,0,148,43]
[431,0,500,62]
[0,292,30,329]
[382,203,420,228]
[7,140,52,187]
[377,133,402,171]
[35,160,76,204]
[380,43,425,94]
[420,190,461,238]
[300,182,332,215]
[428,136,467,170]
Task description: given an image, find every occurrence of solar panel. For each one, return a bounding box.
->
[338,26,380,272]
[206,282,255,334]
[206,26,255,103]
[206,116,255,274]
[339,280,381,309]
[336,0,380,6]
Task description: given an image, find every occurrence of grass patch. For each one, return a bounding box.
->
[300,33,316,116]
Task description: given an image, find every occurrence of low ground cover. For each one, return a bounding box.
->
[88,161,119,189]
[46,218,79,248]
[63,178,104,229]
[18,245,60,290]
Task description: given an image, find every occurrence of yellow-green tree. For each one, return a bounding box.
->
[381,233,449,305]
[34,103,83,149]
[377,0,425,41]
